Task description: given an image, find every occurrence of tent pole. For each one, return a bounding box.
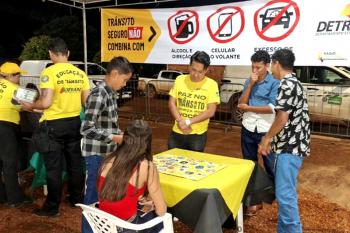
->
[82,1,88,73]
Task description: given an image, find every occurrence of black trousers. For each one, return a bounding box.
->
[168,131,207,152]
[41,116,84,211]
[0,121,25,204]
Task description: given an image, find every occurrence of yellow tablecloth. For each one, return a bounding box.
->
[155,148,254,217]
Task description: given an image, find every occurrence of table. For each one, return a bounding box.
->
[155,148,255,233]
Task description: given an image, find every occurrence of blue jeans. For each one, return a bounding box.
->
[126,209,163,233]
[241,126,275,181]
[275,153,304,233]
[168,131,207,152]
[82,155,104,233]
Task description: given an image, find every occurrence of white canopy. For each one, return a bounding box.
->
[45,0,180,72]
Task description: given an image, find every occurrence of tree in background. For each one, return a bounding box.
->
[19,35,51,61]
[34,15,99,61]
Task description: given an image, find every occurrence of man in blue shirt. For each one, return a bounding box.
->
[238,50,280,215]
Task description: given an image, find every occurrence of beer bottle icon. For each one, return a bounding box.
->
[175,14,194,38]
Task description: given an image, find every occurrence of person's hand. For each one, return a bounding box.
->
[19,101,34,112]
[177,119,187,130]
[112,134,123,144]
[237,103,249,111]
[177,119,192,134]
[249,72,258,85]
[138,196,155,213]
[181,126,192,135]
[258,136,271,156]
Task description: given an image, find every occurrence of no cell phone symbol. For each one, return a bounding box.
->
[218,13,233,37]
[206,6,244,43]
[175,14,194,38]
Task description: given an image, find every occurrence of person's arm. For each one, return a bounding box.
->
[238,105,274,114]
[147,163,167,216]
[20,88,53,111]
[181,79,220,127]
[168,95,192,134]
[184,103,217,126]
[81,74,91,106]
[258,79,294,156]
[81,89,90,107]
[258,110,289,155]
[168,96,182,122]
[238,73,257,104]
[239,75,279,114]
[80,91,119,143]
[168,78,191,133]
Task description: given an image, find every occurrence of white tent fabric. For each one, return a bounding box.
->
[45,0,179,72]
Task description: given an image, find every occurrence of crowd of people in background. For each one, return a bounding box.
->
[0,36,310,233]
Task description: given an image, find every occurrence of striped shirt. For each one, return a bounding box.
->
[80,82,121,157]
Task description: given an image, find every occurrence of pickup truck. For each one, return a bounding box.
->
[138,70,184,98]
[219,65,350,125]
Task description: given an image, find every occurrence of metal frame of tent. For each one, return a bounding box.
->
[43,0,180,72]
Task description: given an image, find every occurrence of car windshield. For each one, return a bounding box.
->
[266,9,281,17]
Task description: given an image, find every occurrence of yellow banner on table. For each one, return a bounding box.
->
[101,9,161,63]
[156,148,254,217]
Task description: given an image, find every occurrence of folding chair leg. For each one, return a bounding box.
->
[236,203,244,233]
[43,185,48,196]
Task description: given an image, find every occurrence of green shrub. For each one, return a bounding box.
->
[19,35,51,61]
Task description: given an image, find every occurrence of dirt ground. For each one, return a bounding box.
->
[0,119,349,233]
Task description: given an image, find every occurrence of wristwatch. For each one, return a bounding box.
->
[185,119,191,126]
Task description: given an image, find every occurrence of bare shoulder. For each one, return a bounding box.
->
[140,159,153,171]
[139,159,157,178]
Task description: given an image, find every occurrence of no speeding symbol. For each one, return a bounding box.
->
[254,0,300,42]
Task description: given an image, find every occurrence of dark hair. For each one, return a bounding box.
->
[251,50,271,64]
[98,119,152,201]
[48,37,69,56]
[271,49,295,71]
[190,51,210,69]
[106,56,134,75]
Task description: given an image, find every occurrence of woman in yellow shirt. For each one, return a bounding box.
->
[0,62,31,207]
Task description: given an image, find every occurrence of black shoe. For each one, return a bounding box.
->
[65,196,80,208]
[33,207,60,217]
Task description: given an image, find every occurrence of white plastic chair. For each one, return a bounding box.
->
[237,203,244,233]
[76,203,174,233]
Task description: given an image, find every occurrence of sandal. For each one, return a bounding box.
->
[244,204,263,217]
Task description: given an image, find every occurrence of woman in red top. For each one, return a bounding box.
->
[97,119,166,232]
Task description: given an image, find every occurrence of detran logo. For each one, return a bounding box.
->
[316,4,350,36]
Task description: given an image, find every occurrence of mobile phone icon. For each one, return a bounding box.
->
[218,13,233,37]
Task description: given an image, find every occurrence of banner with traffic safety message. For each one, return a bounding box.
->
[101,0,350,66]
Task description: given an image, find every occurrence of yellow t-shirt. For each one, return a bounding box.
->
[169,74,220,134]
[0,78,20,124]
[39,63,90,122]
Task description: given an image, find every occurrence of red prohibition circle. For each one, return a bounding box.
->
[167,10,199,44]
[206,6,245,43]
[254,0,300,42]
